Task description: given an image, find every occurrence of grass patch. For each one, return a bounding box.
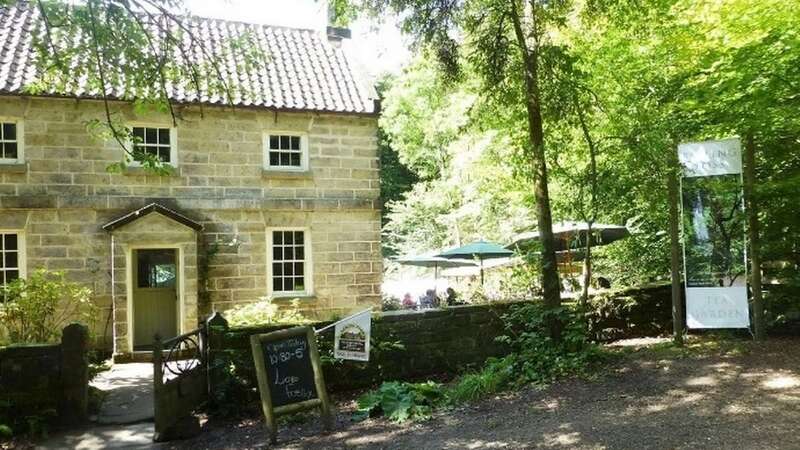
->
[445,357,515,404]
[612,335,752,361]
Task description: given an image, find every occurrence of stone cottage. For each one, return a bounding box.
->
[0,4,382,358]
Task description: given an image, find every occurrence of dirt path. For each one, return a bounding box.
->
[172,337,800,450]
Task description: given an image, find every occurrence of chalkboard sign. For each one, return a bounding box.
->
[250,326,333,443]
[262,335,318,407]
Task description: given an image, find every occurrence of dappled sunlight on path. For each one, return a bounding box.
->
[164,337,800,449]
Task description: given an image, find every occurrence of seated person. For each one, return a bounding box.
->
[445,287,463,306]
[419,289,437,309]
[402,292,416,309]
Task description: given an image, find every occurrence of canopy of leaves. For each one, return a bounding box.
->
[381,0,800,288]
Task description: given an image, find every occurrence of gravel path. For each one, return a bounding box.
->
[173,337,800,450]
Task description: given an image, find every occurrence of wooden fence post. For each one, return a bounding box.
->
[152,334,165,441]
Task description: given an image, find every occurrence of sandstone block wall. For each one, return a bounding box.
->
[0,97,383,352]
[0,323,90,426]
[208,302,519,396]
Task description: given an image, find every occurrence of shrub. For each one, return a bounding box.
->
[498,303,606,385]
[351,303,608,423]
[444,304,606,408]
[208,349,263,417]
[353,381,444,423]
[763,284,800,334]
[208,299,311,416]
[0,269,95,345]
[224,297,309,328]
[381,294,402,311]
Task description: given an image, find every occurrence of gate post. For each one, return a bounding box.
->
[206,312,229,407]
[152,334,168,442]
[59,323,89,425]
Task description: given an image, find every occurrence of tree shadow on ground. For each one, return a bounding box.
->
[175,337,800,450]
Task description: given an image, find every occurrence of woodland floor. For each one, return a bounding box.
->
[169,336,800,450]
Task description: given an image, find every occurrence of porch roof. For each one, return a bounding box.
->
[102,203,203,232]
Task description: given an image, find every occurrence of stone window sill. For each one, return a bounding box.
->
[261,169,312,180]
[272,294,317,302]
[0,162,28,174]
[124,166,182,177]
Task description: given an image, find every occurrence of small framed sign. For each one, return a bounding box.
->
[333,310,371,361]
[250,326,334,443]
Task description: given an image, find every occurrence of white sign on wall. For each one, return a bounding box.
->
[678,138,750,329]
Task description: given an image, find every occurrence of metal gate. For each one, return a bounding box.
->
[152,325,208,442]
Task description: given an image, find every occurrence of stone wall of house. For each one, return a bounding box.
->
[0,96,383,352]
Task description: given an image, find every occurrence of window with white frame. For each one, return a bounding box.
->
[0,232,22,290]
[264,134,307,170]
[269,230,310,295]
[0,121,22,163]
[132,126,176,164]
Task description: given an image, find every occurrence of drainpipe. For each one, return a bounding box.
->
[110,233,116,356]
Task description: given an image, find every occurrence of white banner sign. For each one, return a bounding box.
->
[334,310,371,361]
[685,287,749,329]
[678,138,742,178]
[679,137,749,329]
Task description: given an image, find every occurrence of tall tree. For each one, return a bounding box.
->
[506,1,561,326]
[337,0,596,337]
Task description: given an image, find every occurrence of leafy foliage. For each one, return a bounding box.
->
[380,56,536,257]
[376,0,800,305]
[496,303,605,385]
[444,303,607,406]
[0,269,96,345]
[354,381,444,423]
[354,302,608,422]
[224,297,309,328]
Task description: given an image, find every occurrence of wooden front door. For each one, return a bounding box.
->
[133,249,178,351]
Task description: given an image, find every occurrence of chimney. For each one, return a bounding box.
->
[327,26,352,46]
[326,1,351,47]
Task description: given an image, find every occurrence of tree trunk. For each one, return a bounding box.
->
[509,0,561,339]
[743,134,765,340]
[668,153,684,346]
[581,224,592,307]
[576,104,598,309]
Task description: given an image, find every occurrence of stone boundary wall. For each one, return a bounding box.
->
[0,324,89,427]
[586,282,676,342]
[204,283,684,404]
[207,302,525,396]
